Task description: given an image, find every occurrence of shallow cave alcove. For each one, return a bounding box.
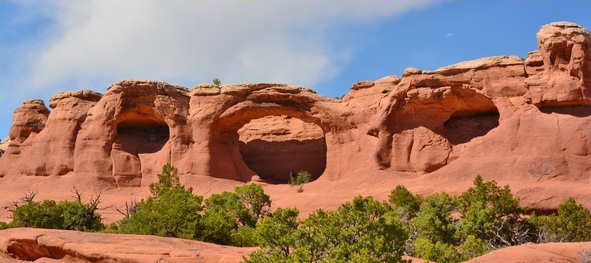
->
[443,110,500,145]
[111,115,170,186]
[116,120,170,154]
[237,116,327,184]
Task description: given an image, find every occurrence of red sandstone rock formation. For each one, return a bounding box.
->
[238,116,326,182]
[0,21,589,221]
[464,241,591,263]
[368,22,591,181]
[1,92,102,177]
[0,228,254,262]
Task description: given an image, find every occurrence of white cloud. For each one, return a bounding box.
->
[18,1,429,92]
[445,32,454,38]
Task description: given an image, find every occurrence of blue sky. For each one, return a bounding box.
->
[0,0,589,138]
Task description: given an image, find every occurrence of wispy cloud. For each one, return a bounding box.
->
[10,1,429,93]
[445,32,455,38]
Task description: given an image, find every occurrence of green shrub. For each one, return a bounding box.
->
[149,163,181,198]
[12,200,65,229]
[529,213,557,242]
[389,185,422,218]
[120,165,273,246]
[245,250,289,263]
[556,198,591,241]
[409,176,535,261]
[414,237,456,263]
[204,191,251,227]
[0,221,10,230]
[196,183,271,245]
[102,223,119,233]
[247,197,408,263]
[456,235,489,261]
[530,197,591,242]
[317,197,407,262]
[255,208,299,257]
[388,185,422,255]
[201,183,271,228]
[235,183,272,224]
[231,226,258,247]
[119,186,202,238]
[456,176,528,247]
[213,78,221,87]
[412,192,457,244]
[414,235,488,263]
[10,188,103,232]
[119,164,202,239]
[60,194,103,232]
[198,208,236,244]
[289,170,312,186]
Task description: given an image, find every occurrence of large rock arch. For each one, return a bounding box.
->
[73,80,190,187]
[369,79,502,172]
[186,83,344,182]
[237,116,327,184]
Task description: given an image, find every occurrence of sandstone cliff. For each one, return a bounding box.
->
[0,22,589,221]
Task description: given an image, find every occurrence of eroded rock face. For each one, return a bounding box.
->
[526,21,591,106]
[0,94,101,177]
[238,116,326,183]
[8,100,49,144]
[0,22,589,213]
[188,83,346,182]
[368,22,591,178]
[73,80,190,187]
[0,228,254,262]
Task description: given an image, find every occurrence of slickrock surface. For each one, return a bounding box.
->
[0,22,590,262]
[0,228,254,263]
[465,241,591,263]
